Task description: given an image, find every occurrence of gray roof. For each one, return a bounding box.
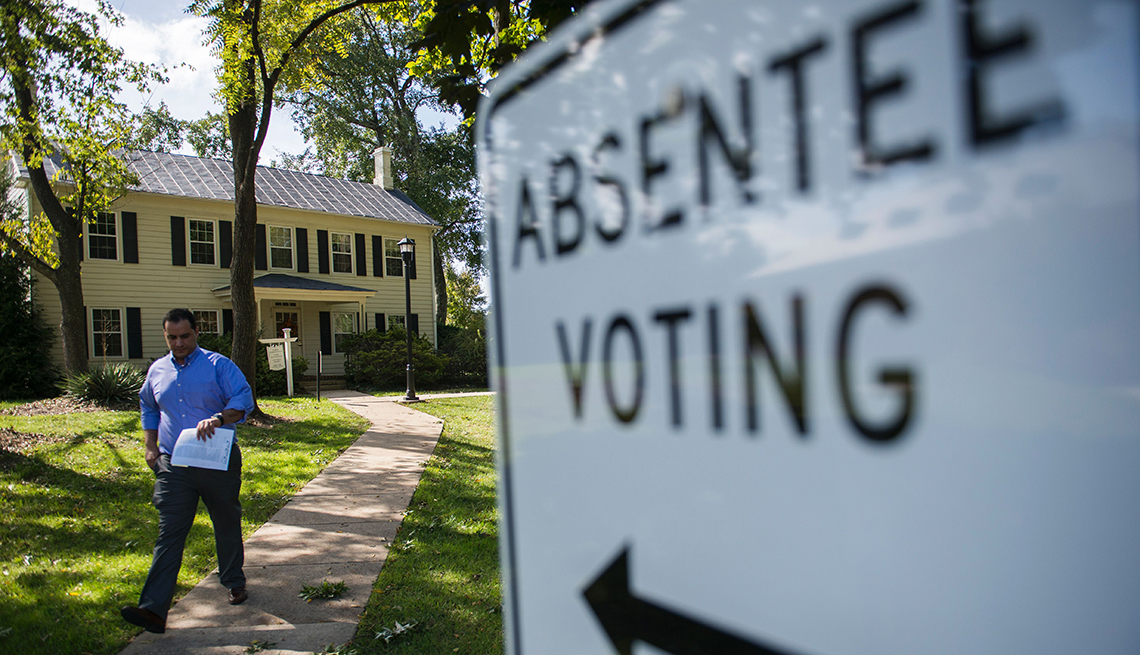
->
[213,273,375,293]
[18,150,438,227]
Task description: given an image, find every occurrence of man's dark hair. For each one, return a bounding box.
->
[163,308,197,330]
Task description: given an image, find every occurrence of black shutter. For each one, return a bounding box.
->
[409,313,419,336]
[222,308,233,335]
[296,227,309,272]
[170,216,186,266]
[83,305,89,358]
[121,212,138,264]
[354,233,367,276]
[375,313,385,332]
[319,311,332,354]
[126,307,143,358]
[220,220,233,269]
[254,224,267,270]
[372,236,383,277]
[317,230,329,274]
[409,250,417,279]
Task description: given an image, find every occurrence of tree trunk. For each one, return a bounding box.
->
[433,238,448,325]
[229,96,261,408]
[9,63,90,375]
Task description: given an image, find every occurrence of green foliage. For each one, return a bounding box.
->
[0,0,164,246]
[133,102,185,153]
[410,0,589,121]
[341,328,447,390]
[283,6,483,284]
[184,111,232,159]
[436,324,487,387]
[353,396,501,653]
[61,362,145,404]
[299,579,349,601]
[0,244,57,400]
[133,106,234,160]
[0,397,369,654]
[444,264,485,330]
[196,332,309,396]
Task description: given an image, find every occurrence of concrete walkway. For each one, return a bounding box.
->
[120,390,463,654]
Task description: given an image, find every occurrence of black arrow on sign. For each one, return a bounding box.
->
[583,547,803,655]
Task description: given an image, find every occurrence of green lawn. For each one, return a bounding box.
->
[0,397,369,655]
[352,395,503,653]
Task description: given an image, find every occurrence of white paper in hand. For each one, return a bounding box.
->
[170,427,234,470]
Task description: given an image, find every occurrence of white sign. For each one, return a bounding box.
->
[266,343,286,371]
[480,1,1140,654]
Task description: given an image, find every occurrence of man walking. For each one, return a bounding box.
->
[121,308,255,634]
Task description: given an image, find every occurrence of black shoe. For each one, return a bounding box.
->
[228,586,248,605]
[121,606,166,633]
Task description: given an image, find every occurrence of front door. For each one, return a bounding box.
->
[275,311,300,341]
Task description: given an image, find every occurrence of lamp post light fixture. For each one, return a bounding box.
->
[398,237,419,402]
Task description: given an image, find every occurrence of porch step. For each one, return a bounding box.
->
[298,375,347,392]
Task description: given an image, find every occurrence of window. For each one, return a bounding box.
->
[189,219,216,265]
[333,313,355,353]
[270,226,293,269]
[91,308,123,357]
[88,212,117,260]
[384,238,404,277]
[194,310,220,334]
[387,315,405,330]
[275,311,300,340]
[331,232,353,273]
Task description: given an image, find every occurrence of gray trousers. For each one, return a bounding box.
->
[138,445,244,618]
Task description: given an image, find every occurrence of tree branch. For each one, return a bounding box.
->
[0,225,58,284]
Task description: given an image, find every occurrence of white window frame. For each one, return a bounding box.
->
[86,212,119,261]
[90,307,125,359]
[193,309,221,334]
[330,231,354,274]
[269,225,294,270]
[384,237,404,277]
[333,312,356,354]
[188,218,218,266]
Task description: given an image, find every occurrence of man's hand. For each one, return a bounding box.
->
[145,442,160,470]
[196,415,222,440]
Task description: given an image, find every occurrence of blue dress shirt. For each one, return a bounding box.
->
[140,347,255,455]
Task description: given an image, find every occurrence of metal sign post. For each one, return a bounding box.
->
[479,1,1140,654]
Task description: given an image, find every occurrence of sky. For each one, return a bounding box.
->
[70,0,458,165]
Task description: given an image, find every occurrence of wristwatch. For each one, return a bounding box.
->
[212,412,225,426]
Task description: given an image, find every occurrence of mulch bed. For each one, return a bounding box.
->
[1,396,137,416]
[0,426,72,453]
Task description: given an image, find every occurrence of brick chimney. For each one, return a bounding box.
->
[373,146,394,190]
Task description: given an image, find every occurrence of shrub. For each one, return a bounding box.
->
[196,332,309,396]
[0,250,58,399]
[341,329,448,390]
[436,323,487,387]
[61,362,146,403]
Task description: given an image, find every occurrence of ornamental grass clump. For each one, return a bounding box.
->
[61,362,146,404]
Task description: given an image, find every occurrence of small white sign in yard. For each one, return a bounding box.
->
[265,343,287,371]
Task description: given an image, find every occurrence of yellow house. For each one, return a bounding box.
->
[15,148,439,377]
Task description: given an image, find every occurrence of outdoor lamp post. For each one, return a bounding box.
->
[398,237,419,401]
